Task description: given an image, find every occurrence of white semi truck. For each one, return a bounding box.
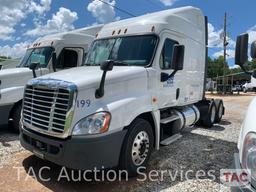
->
[231,34,256,191]
[242,76,256,93]
[20,7,224,176]
[0,25,103,131]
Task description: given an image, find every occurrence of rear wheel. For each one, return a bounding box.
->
[11,103,22,132]
[119,118,154,177]
[202,101,217,128]
[214,99,224,123]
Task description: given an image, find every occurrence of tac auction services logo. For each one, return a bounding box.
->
[220,169,251,188]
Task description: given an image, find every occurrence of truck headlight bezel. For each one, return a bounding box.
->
[72,112,111,135]
[242,132,256,179]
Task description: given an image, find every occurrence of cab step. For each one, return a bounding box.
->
[160,114,180,124]
[160,134,182,146]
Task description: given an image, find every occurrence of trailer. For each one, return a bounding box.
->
[20,7,224,176]
[0,25,103,131]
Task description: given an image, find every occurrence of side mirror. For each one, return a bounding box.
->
[29,62,39,78]
[52,52,57,72]
[251,41,256,59]
[100,60,114,71]
[235,33,248,66]
[161,45,185,82]
[95,60,114,98]
[171,45,185,71]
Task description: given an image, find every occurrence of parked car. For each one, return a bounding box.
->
[232,84,243,92]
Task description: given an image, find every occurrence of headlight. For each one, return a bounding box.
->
[72,112,111,135]
[242,132,256,179]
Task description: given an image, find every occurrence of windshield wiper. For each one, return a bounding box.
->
[84,60,129,66]
[112,60,130,66]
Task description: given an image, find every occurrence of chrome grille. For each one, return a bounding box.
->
[23,84,72,134]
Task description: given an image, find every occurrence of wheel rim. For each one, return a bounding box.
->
[211,105,216,123]
[131,131,150,166]
[218,103,223,119]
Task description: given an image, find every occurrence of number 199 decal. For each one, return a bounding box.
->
[76,99,91,108]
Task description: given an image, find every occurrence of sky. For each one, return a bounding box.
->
[0,0,255,68]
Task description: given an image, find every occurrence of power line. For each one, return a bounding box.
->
[97,0,136,17]
[142,0,165,9]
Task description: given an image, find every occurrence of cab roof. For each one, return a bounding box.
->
[97,6,205,44]
[30,24,103,48]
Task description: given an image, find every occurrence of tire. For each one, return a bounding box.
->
[214,99,224,123]
[11,103,22,132]
[243,87,247,93]
[202,101,217,128]
[119,118,154,177]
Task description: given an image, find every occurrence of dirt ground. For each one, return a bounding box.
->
[0,93,255,192]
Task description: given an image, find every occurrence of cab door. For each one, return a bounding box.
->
[156,32,184,109]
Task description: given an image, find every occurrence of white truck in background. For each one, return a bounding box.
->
[242,76,256,93]
[232,34,256,192]
[20,7,224,176]
[0,58,21,70]
[0,25,103,131]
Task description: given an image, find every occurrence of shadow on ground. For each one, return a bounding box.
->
[0,124,19,147]
[21,130,237,192]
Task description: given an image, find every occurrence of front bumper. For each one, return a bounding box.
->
[231,153,255,192]
[0,103,13,126]
[20,127,127,170]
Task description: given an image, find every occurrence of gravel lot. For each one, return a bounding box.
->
[0,94,254,192]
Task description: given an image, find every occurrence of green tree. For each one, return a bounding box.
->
[0,56,11,62]
[207,56,229,78]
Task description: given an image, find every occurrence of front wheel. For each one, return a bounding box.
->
[119,118,154,177]
[11,103,22,132]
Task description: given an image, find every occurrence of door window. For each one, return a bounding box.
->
[160,39,178,70]
[56,49,78,69]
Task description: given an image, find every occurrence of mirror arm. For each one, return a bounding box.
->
[168,70,178,79]
[52,52,57,72]
[32,69,37,78]
[95,71,107,98]
[161,70,178,82]
[53,64,56,72]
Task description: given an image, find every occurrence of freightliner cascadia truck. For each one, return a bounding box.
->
[20,7,224,176]
[231,33,256,191]
[0,25,103,131]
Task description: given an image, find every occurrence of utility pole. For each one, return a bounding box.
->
[223,12,228,94]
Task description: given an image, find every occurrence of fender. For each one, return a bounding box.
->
[101,96,161,149]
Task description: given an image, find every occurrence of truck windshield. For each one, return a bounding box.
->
[84,35,157,66]
[19,47,54,68]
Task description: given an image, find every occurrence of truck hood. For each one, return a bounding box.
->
[35,66,147,90]
[0,67,31,76]
[0,67,33,89]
